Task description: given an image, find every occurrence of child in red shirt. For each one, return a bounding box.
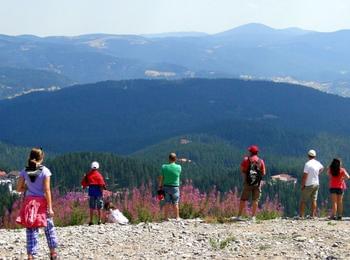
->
[81,161,106,225]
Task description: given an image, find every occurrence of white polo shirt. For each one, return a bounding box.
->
[303,159,324,186]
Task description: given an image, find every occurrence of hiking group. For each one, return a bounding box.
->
[15,146,349,259]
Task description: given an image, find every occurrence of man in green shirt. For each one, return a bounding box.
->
[158,153,182,220]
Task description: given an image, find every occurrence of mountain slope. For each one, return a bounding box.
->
[0,67,73,99]
[1,78,350,157]
[1,24,350,96]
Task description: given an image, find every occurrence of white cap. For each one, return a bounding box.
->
[91,161,99,169]
[308,149,316,157]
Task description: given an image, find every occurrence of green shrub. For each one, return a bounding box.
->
[257,210,281,220]
[180,203,201,219]
[137,207,153,223]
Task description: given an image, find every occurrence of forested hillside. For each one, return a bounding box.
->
[1,78,350,158]
[46,152,159,192]
[1,134,349,217]
[1,78,350,217]
[133,134,348,216]
[42,135,349,216]
[0,142,30,170]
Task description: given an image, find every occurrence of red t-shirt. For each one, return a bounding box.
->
[81,169,106,189]
[240,155,266,175]
[328,168,347,189]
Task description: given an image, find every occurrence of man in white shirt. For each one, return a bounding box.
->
[299,149,324,218]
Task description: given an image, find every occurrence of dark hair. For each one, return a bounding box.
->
[330,158,341,177]
[27,147,44,171]
[169,153,177,162]
[104,201,116,211]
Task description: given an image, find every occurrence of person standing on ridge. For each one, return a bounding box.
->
[81,161,106,225]
[158,153,182,220]
[16,147,58,260]
[299,149,324,218]
[327,158,349,220]
[235,145,266,222]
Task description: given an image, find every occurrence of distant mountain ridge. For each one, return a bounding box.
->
[1,78,350,159]
[0,67,73,99]
[1,23,349,98]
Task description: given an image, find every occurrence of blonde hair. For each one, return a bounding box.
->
[27,147,44,170]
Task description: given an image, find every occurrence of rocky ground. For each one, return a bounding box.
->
[0,218,350,259]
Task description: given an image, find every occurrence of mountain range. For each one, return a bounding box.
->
[1,23,350,99]
[1,78,350,164]
[1,77,350,216]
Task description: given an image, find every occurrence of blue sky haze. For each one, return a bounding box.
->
[0,0,350,36]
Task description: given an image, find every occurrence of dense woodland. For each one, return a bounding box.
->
[1,135,349,218]
[1,79,350,218]
[1,79,350,154]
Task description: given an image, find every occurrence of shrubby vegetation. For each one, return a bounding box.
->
[0,186,19,225]
[1,133,349,226]
[0,142,30,171]
[2,181,282,228]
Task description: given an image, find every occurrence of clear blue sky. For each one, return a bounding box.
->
[1,0,350,36]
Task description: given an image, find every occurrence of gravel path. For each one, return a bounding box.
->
[1,218,350,259]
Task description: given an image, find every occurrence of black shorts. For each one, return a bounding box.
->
[329,188,344,195]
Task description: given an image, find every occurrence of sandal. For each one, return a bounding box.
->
[50,252,58,260]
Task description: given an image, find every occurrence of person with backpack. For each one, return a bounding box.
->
[327,158,349,220]
[81,161,106,225]
[235,145,266,221]
[299,149,324,218]
[16,148,58,260]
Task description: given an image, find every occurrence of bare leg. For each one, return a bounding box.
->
[337,195,344,216]
[311,200,317,217]
[330,194,337,217]
[251,200,258,217]
[164,204,171,219]
[174,204,180,219]
[97,209,102,223]
[237,200,246,217]
[299,201,305,218]
[89,209,94,223]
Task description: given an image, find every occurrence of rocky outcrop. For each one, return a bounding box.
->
[0,218,349,259]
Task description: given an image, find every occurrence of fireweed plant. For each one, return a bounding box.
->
[2,180,283,228]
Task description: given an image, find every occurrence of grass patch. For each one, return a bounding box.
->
[259,244,271,250]
[203,216,232,224]
[257,210,281,220]
[209,234,236,250]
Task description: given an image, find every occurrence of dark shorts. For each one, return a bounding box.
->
[163,186,180,205]
[240,184,261,202]
[89,196,103,209]
[329,188,344,195]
